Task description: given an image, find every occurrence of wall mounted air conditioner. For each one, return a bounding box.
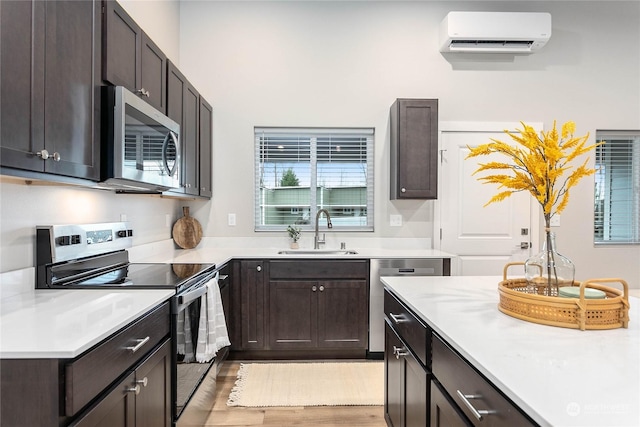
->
[439,11,552,53]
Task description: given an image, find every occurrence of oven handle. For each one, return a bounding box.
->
[178,281,209,307]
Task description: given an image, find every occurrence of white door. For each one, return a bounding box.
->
[435,122,541,276]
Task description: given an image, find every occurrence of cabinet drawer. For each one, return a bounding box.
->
[384,289,429,367]
[65,302,170,416]
[270,260,368,280]
[432,335,536,427]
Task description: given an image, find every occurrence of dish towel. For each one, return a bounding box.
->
[177,308,195,362]
[196,272,231,363]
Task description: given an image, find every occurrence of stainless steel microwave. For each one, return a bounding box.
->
[100,86,180,192]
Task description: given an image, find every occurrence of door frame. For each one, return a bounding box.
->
[434,121,541,275]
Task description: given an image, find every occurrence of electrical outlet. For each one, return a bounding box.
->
[550,215,560,227]
[390,214,402,227]
[165,214,171,227]
[120,213,127,221]
[228,213,236,226]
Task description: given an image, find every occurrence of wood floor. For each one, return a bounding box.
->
[177,361,387,427]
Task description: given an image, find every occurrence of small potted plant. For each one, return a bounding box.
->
[287,225,302,249]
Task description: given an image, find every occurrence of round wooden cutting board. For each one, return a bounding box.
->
[172,206,203,249]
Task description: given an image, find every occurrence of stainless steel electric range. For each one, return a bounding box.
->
[36,222,226,425]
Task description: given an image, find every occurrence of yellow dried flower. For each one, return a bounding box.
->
[466,121,603,227]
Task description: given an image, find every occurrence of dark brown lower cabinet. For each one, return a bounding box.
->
[72,338,171,427]
[430,381,472,427]
[384,322,428,427]
[0,303,171,427]
[269,279,367,350]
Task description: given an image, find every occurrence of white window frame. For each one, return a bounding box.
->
[594,130,640,245]
[254,127,375,232]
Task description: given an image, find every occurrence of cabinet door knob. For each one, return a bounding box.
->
[136,377,148,387]
[256,265,262,272]
[312,285,317,292]
[126,384,141,395]
[36,150,61,161]
[137,88,150,97]
[401,187,406,193]
[319,285,325,292]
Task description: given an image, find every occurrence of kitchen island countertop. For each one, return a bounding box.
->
[382,275,639,427]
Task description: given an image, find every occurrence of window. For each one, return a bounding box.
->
[255,127,374,231]
[594,130,640,244]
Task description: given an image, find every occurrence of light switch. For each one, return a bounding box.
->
[228,213,236,226]
[390,214,402,227]
[550,215,560,227]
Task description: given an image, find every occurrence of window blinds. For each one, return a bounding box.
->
[594,131,640,244]
[255,127,374,231]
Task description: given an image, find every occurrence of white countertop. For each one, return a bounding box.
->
[381,275,640,427]
[0,239,452,360]
[128,238,455,266]
[0,289,174,358]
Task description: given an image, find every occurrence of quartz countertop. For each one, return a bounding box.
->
[0,239,453,360]
[381,275,639,427]
[0,289,174,358]
[128,237,455,266]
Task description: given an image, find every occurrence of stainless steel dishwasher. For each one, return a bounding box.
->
[369,258,450,354]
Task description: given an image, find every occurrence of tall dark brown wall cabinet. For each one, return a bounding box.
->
[390,98,439,199]
[199,97,213,198]
[0,0,101,181]
[166,61,200,196]
[102,0,166,113]
[166,61,213,198]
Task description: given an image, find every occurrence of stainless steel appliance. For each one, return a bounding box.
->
[369,258,450,354]
[36,222,226,425]
[100,86,181,192]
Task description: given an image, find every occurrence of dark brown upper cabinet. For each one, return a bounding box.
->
[0,0,101,181]
[199,97,213,198]
[166,60,199,196]
[102,0,166,113]
[390,98,439,199]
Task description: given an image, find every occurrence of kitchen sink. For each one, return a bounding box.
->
[277,250,358,255]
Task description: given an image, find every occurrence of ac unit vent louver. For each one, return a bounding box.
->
[439,12,551,54]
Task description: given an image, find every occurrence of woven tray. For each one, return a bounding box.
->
[498,263,630,330]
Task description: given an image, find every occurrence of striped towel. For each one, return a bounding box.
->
[177,308,195,362]
[196,272,231,363]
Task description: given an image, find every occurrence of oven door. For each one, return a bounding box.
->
[173,280,216,422]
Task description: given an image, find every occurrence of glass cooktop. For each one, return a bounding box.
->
[54,262,216,292]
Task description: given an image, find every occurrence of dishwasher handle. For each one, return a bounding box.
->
[379,267,436,276]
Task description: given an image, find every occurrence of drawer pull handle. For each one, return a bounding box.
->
[127,384,141,395]
[456,390,497,420]
[389,313,408,324]
[126,336,150,353]
[393,345,409,359]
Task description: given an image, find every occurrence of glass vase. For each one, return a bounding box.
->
[524,231,575,296]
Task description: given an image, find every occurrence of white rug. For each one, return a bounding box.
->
[226,362,384,407]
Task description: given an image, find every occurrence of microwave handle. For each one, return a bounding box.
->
[162,131,179,177]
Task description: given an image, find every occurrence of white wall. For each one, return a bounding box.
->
[178,0,640,286]
[119,0,181,65]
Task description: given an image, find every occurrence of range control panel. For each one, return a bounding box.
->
[37,222,134,264]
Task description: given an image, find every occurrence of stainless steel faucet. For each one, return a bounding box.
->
[314,209,333,249]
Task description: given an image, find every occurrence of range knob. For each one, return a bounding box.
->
[117,229,133,238]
